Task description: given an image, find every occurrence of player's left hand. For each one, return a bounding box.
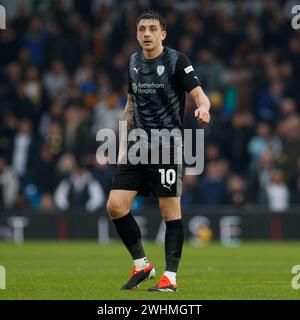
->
[194,107,210,124]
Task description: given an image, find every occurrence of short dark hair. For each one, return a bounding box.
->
[136,10,166,31]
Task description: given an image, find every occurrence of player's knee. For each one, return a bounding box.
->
[159,205,172,218]
[106,199,119,217]
[106,197,127,218]
[159,203,181,221]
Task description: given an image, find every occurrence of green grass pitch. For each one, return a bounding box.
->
[0,241,299,300]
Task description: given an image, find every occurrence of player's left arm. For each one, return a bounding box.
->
[174,53,211,124]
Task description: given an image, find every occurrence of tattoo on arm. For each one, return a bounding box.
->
[118,94,135,164]
[122,94,135,127]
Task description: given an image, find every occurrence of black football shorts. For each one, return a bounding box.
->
[111,161,183,197]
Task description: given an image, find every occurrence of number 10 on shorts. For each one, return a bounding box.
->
[159,169,176,185]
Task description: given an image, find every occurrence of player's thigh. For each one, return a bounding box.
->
[111,163,144,194]
[106,189,137,219]
[158,196,182,221]
[108,163,143,218]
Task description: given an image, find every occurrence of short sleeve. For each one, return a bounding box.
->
[174,53,200,93]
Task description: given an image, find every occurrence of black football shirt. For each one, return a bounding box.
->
[128,46,200,133]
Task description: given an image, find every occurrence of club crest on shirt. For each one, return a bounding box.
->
[157,65,165,76]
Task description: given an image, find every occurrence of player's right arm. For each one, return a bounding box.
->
[117,94,135,164]
[122,93,135,125]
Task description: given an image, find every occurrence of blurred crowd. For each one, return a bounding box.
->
[0,0,300,213]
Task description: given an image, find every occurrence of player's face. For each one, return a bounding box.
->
[137,19,166,51]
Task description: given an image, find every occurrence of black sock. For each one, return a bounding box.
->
[165,219,184,272]
[112,211,146,260]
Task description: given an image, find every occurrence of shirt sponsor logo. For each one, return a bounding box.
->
[184,66,194,74]
[132,82,164,94]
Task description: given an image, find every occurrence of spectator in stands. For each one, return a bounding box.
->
[248,122,282,172]
[194,48,224,93]
[289,155,300,204]
[43,60,68,99]
[257,79,285,124]
[40,193,55,213]
[64,106,91,153]
[92,92,123,133]
[264,169,289,212]
[290,175,300,205]
[8,118,39,182]
[23,66,43,106]
[43,120,65,159]
[1,0,300,212]
[92,153,115,196]
[276,103,300,181]
[224,174,248,206]
[251,151,276,203]
[56,152,77,182]
[23,66,48,129]
[205,143,222,163]
[39,101,65,138]
[0,154,19,211]
[54,156,105,212]
[21,17,45,65]
[6,61,22,87]
[228,111,254,174]
[13,82,36,121]
[181,169,201,208]
[278,98,298,123]
[199,160,227,205]
[31,144,57,196]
